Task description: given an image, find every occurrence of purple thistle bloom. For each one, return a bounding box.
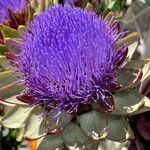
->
[16,5,128,114]
[0,0,25,24]
[65,0,78,4]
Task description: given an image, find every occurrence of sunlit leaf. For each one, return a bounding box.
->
[1,105,34,128]
[24,106,46,140]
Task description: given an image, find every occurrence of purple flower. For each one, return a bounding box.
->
[16,5,128,113]
[0,0,25,24]
[65,0,78,4]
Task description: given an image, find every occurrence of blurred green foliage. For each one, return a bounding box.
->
[0,128,21,150]
[145,0,150,4]
[83,0,129,17]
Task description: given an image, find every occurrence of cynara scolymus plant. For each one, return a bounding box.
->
[0,1,150,150]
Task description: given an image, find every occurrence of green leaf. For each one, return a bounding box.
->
[62,123,91,147]
[84,141,99,150]
[125,59,150,70]
[0,44,8,55]
[124,59,150,82]
[27,5,36,23]
[0,71,24,99]
[107,115,134,142]
[0,56,10,70]
[112,89,145,115]
[68,140,99,150]
[37,0,45,13]
[37,134,64,150]
[0,83,24,100]
[0,71,18,88]
[45,110,72,133]
[131,95,150,115]
[117,70,135,89]
[5,38,21,52]
[85,3,94,12]
[18,25,27,35]
[24,106,46,140]
[53,0,59,5]
[127,41,138,61]
[77,111,108,140]
[1,26,19,38]
[141,62,150,81]
[112,0,124,12]
[82,0,89,8]
[115,33,139,52]
[1,105,34,128]
[118,59,150,89]
[144,0,150,5]
[0,95,28,106]
[99,140,128,150]
[45,0,52,7]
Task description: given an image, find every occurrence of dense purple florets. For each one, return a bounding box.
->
[65,0,77,4]
[16,5,127,113]
[0,0,25,24]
